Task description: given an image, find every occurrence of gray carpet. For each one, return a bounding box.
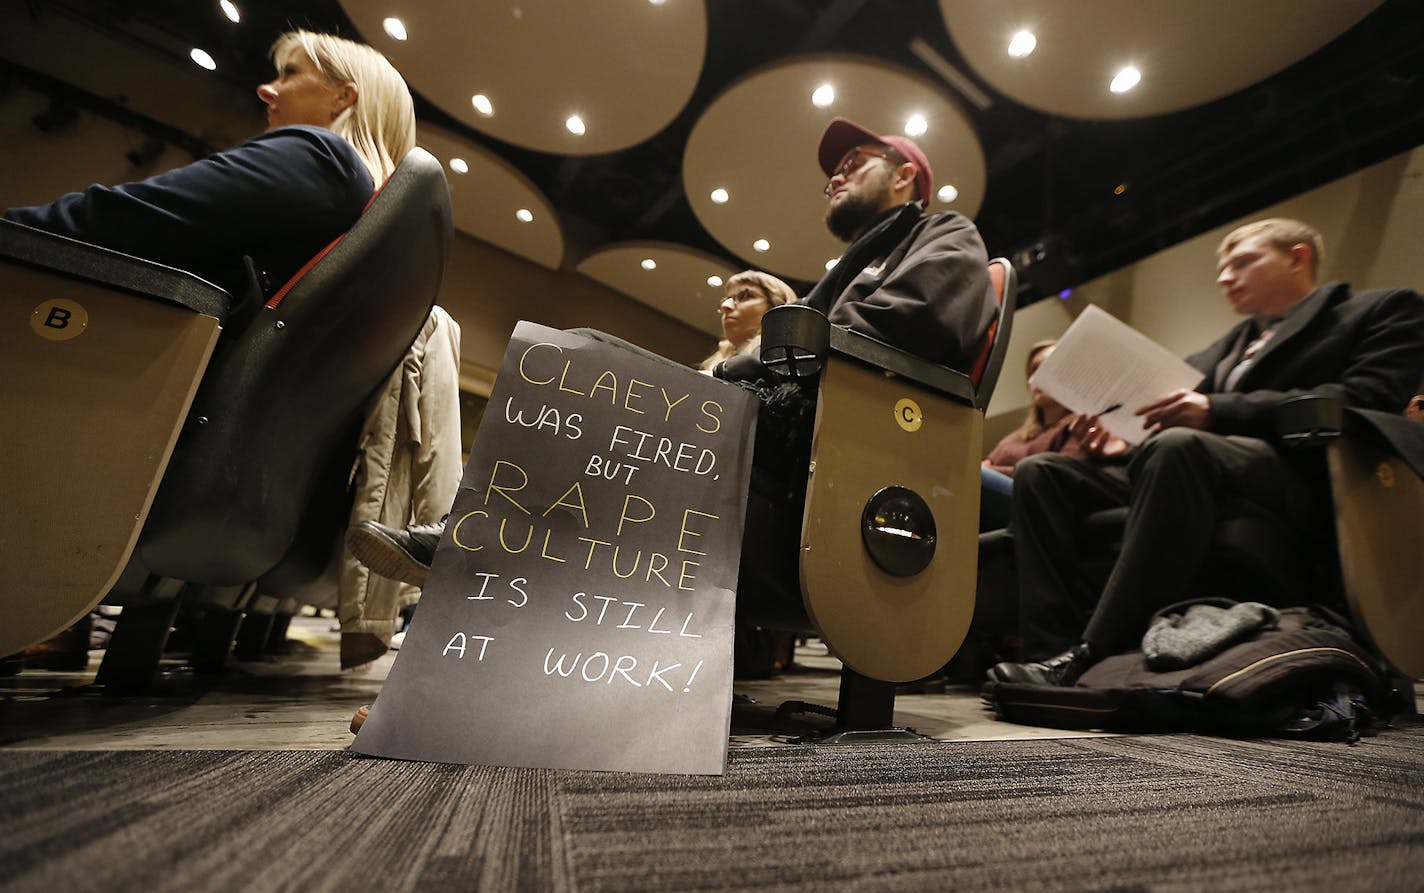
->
[3,726,1422,892]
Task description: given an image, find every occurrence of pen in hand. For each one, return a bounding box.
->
[1099,402,1122,415]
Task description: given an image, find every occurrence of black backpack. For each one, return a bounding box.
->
[984,606,1398,743]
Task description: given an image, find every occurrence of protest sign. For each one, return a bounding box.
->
[352,323,759,774]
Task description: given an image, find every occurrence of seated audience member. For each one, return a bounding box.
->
[347,116,993,586]
[979,339,1092,530]
[987,218,1424,687]
[699,270,797,374]
[700,270,797,675]
[2,30,416,674]
[5,31,415,319]
[701,270,799,678]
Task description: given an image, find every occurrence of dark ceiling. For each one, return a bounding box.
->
[10,0,1424,304]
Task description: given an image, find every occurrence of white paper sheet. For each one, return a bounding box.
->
[1029,305,1205,445]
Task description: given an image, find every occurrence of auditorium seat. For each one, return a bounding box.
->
[0,147,453,687]
[0,219,228,660]
[738,258,1016,738]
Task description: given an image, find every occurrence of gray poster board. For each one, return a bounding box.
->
[351,322,759,775]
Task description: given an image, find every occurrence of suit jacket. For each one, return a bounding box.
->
[1187,283,1424,441]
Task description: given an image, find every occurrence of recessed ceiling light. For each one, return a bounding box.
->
[515,208,534,223]
[566,115,586,136]
[190,48,216,71]
[812,84,835,108]
[825,258,839,270]
[707,275,724,287]
[383,17,408,41]
[219,1,240,24]
[937,184,958,203]
[449,158,468,174]
[1113,183,1127,195]
[648,0,667,5]
[904,114,928,137]
[753,239,770,252]
[471,94,494,116]
[641,258,657,271]
[710,188,729,204]
[1110,66,1141,94]
[1007,30,1036,58]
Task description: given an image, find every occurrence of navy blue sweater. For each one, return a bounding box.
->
[6,125,373,311]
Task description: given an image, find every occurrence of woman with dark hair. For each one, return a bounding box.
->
[979,339,1092,529]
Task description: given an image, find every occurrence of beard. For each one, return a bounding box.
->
[824,189,884,242]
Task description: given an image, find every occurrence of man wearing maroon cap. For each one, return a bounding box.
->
[801,116,992,371]
[344,117,998,609]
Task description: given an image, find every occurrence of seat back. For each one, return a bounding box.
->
[137,147,453,584]
[969,257,1018,410]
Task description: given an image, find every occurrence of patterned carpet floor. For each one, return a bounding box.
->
[3,724,1421,892]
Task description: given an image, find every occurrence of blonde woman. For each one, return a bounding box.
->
[5,30,414,315]
[698,270,797,373]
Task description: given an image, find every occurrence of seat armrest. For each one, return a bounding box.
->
[1274,394,1343,447]
[0,219,230,320]
[760,303,830,380]
[827,325,976,406]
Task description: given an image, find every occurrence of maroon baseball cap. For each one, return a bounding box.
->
[817,116,933,202]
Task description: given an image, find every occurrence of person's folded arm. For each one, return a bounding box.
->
[825,213,992,368]
[5,126,371,289]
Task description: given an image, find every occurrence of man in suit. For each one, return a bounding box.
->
[989,217,1424,685]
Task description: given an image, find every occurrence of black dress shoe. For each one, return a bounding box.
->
[986,643,1095,686]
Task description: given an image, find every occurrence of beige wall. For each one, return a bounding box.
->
[0,87,199,210]
[984,144,1424,450]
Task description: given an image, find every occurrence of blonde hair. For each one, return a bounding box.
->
[697,270,797,372]
[1009,339,1060,440]
[271,31,416,184]
[1217,218,1324,280]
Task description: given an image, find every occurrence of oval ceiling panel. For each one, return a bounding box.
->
[940,0,1383,119]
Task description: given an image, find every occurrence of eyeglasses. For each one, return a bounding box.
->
[824,148,897,196]
[718,288,767,310]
